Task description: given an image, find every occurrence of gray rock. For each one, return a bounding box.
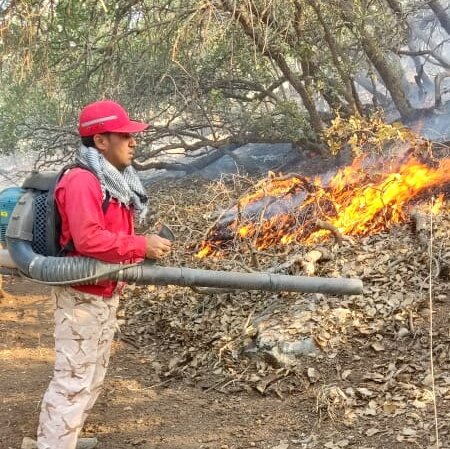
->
[243,297,320,367]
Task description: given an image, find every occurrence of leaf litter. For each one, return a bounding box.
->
[119,170,449,447]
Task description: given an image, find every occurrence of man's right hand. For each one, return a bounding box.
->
[145,234,172,260]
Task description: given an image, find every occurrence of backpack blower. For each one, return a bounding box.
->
[0,169,363,296]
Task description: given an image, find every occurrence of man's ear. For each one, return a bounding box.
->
[93,134,108,153]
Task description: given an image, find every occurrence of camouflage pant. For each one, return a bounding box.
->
[37,287,119,449]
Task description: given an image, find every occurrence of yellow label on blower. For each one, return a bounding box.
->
[0,211,8,218]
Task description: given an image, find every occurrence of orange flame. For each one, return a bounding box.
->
[196,157,449,258]
[317,158,449,237]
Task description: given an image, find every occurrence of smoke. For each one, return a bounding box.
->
[0,153,35,190]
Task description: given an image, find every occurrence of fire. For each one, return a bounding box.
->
[316,158,449,237]
[196,156,449,258]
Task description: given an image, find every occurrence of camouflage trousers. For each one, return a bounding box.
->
[37,287,119,449]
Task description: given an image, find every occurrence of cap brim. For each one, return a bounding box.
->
[113,120,149,134]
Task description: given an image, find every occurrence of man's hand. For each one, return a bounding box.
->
[145,234,172,260]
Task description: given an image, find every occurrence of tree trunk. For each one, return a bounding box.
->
[355,73,390,105]
[219,0,325,139]
[321,84,351,115]
[340,3,416,120]
[385,0,434,95]
[434,71,450,107]
[307,0,363,116]
[428,0,450,36]
[300,59,352,115]
[363,36,416,119]
[134,144,239,172]
[272,55,325,137]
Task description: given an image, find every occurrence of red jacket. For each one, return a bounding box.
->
[55,168,147,297]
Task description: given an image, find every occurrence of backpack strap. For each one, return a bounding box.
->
[55,163,110,255]
[102,190,110,213]
[46,163,79,257]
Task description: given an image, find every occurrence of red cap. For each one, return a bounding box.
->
[78,100,149,137]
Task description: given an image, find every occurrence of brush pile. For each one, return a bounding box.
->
[119,156,450,376]
[119,137,449,443]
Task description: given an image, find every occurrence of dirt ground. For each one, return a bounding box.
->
[1,274,449,449]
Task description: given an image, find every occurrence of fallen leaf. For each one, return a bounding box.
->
[370,342,385,352]
[356,387,375,398]
[341,369,352,380]
[307,367,320,382]
[272,443,289,449]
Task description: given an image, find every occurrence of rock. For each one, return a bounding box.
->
[242,298,319,367]
[279,338,318,356]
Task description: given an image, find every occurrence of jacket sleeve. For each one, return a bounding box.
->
[56,170,147,263]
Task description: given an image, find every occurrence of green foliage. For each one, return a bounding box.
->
[0,0,434,157]
[243,100,313,142]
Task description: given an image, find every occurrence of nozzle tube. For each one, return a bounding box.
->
[114,265,363,295]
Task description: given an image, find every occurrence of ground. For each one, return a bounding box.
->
[1,272,449,449]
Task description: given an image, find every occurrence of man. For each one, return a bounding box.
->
[28,100,172,449]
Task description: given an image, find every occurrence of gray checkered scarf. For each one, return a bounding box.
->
[76,145,148,222]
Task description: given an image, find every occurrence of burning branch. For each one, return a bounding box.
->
[313,220,344,245]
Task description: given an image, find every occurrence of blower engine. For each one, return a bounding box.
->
[0,186,22,246]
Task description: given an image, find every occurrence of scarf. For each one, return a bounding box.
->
[76,145,148,223]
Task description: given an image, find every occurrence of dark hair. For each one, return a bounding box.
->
[81,132,111,149]
[81,136,96,148]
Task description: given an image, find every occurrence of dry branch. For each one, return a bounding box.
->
[267,247,332,275]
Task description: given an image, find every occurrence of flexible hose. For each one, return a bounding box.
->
[19,263,139,286]
[7,238,138,285]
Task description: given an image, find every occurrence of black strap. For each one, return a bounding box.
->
[102,190,110,213]
[58,164,110,255]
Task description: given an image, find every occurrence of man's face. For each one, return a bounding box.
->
[94,132,137,171]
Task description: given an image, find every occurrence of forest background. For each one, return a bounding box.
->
[1,0,450,178]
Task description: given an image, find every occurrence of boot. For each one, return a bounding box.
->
[21,436,98,449]
[75,438,99,449]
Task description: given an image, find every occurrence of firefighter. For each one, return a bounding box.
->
[28,100,172,449]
